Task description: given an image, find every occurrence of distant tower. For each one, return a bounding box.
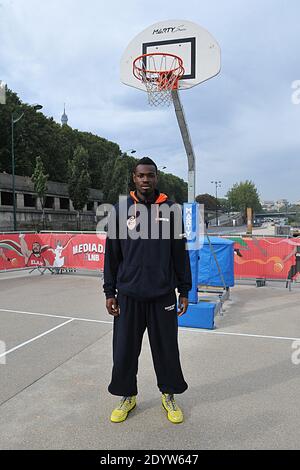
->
[61,104,68,126]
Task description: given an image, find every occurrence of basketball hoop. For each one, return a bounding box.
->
[133,53,185,106]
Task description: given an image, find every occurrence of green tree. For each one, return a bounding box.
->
[68,146,91,229]
[0,88,22,174]
[218,197,231,214]
[226,180,262,222]
[0,88,121,187]
[158,172,188,204]
[106,157,128,204]
[76,131,121,190]
[195,193,217,211]
[0,87,188,205]
[31,156,49,229]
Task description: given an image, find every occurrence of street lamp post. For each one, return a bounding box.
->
[11,104,43,231]
[211,180,222,227]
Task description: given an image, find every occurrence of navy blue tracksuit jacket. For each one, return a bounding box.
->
[103,190,192,301]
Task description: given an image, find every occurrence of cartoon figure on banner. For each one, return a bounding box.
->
[19,235,74,270]
[49,240,65,273]
[53,240,65,268]
[19,234,50,267]
[47,238,75,273]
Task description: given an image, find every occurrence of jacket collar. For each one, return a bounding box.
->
[130,190,168,205]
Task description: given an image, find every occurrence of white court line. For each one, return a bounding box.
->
[180,327,300,342]
[0,319,74,360]
[1,307,299,342]
[0,308,113,325]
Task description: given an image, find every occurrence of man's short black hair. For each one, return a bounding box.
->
[134,157,158,173]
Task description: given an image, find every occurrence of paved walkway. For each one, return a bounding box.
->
[0,272,300,449]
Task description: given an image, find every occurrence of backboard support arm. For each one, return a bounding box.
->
[171,89,195,203]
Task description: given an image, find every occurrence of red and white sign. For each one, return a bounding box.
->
[1,232,300,281]
[0,233,106,271]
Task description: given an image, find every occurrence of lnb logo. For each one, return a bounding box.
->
[0,81,6,105]
[0,340,7,365]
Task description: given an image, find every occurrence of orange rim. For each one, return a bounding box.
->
[133,52,185,82]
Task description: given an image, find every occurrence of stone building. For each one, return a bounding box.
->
[0,172,103,232]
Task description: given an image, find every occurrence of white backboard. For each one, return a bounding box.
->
[121,19,221,92]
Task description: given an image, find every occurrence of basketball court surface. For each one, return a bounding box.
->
[1,271,300,450]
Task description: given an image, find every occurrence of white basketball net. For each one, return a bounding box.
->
[133,53,185,107]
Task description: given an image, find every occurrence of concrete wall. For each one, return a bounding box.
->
[0,173,103,232]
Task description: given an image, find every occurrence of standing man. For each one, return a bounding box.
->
[104,157,192,424]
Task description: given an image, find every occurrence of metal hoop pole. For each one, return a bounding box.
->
[171,89,195,202]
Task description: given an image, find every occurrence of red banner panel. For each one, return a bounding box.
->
[1,233,300,282]
[0,233,106,271]
[225,236,300,280]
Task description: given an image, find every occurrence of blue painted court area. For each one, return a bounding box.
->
[0,271,300,450]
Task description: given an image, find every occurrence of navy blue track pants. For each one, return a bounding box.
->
[108,290,188,397]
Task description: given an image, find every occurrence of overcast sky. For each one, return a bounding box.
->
[1,0,299,202]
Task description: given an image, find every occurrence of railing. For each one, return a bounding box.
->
[39,231,106,234]
[0,231,36,235]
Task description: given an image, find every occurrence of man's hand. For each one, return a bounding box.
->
[106,298,120,317]
[177,296,189,317]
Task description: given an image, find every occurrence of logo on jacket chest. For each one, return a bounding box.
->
[127,215,136,230]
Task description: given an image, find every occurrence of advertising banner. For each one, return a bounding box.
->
[0,233,106,271]
[225,236,300,280]
[1,232,300,282]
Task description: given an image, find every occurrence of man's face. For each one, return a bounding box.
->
[133,164,158,197]
[32,242,41,254]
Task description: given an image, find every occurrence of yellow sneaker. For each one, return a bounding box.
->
[162,393,183,424]
[110,396,136,423]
